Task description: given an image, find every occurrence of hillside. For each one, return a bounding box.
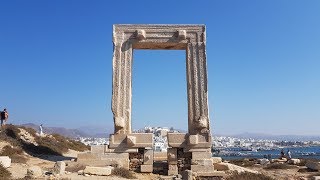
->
[22,123,110,138]
[0,124,90,179]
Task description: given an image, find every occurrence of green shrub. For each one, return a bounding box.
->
[227,172,275,180]
[112,167,136,179]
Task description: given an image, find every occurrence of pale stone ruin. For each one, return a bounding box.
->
[78,24,224,178]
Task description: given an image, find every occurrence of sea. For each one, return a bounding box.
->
[213,146,320,160]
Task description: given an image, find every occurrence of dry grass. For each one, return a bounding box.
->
[0,145,27,163]
[112,167,136,179]
[264,163,296,170]
[0,164,11,180]
[0,124,89,156]
[227,172,275,180]
[229,158,258,167]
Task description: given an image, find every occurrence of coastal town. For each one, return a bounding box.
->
[77,126,320,151]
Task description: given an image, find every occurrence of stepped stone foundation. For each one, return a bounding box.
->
[78,24,220,177]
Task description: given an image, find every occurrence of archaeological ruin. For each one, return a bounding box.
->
[78,24,224,178]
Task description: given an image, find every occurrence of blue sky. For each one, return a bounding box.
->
[0,0,319,135]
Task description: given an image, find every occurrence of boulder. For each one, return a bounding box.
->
[312,176,320,180]
[288,158,301,165]
[0,156,11,168]
[78,170,84,175]
[211,157,222,164]
[306,161,320,171]
[214,162,258,174]
[53,161,66,175]
[27,166,43,178]
[259,158,270,165]
[272,158,287,163]
[83,166,114,176]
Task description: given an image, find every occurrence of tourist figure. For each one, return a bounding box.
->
[267,154,272,161]
[287,149,292,160]
[39,124,44,136]
[0,108,9,127]
[280,149,285,159]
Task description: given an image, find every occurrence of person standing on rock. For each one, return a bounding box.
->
[287,149,292,160]
[0,108,9,127]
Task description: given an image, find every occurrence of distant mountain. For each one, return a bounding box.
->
[21,123,109,138]
[77,125,112,138]
[229,132,320,141]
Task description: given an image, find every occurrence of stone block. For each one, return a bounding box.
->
[126,135,136,146]
[197,171,226,177]
[168,164,178,176]
[287,158,300,165]
[78,170,84,175]
[167,133,187,148]
[27,166,42,178]
[140,164,153,173]
[272,158,287,163]
[91,145,106,154]
[258,158,270,165]
[192,152,212,160]
[211,157,222,164]
[84,166,114,176]
[143,149,154,165]
[214,162,258,174]
[306,161,320,171]
[0,156,11,168]
[167,148,177,164]
[188,135,198,145]
[154,152,167,161]
[109,133,153,148]
[191,159,213,166]
[312,176,320,180]
[77,152,129,169]
[53,161,66,175]
[191,165,214,172]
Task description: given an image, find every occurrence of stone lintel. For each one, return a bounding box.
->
[109,133,153,148]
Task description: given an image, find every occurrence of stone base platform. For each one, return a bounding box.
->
[77,152,129,169]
